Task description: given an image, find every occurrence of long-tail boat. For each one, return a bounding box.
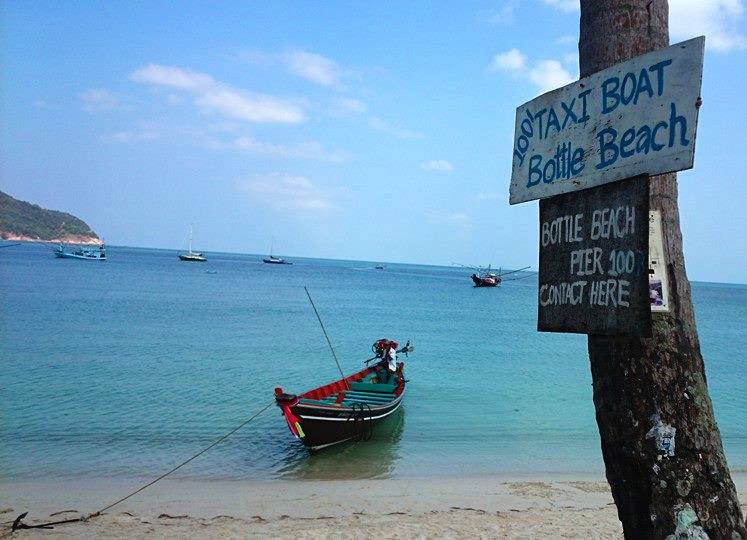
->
[274,340,411,451]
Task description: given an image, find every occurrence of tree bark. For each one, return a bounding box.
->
[579,1,747,538]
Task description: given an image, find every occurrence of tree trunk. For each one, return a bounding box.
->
[579,1,747,538]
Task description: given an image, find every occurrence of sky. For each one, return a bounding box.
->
[1,0,746,283]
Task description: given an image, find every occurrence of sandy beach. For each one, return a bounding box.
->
[3,475,745,538]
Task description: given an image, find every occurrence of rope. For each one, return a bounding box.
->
[346,402,373,442]
[11,401,274,532]
[303,286,348,388]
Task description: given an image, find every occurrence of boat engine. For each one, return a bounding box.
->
[371,338,393,358]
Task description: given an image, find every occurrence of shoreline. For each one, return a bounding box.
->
[3,475,746,538]
[1,234,101,245]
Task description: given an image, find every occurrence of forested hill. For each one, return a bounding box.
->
[0,190,100,243]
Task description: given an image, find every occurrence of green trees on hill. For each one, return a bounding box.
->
[0,190,99,241]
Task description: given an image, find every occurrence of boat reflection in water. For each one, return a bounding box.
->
[276,408,405,480]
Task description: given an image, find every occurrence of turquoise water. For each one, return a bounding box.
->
[1,244,745,481]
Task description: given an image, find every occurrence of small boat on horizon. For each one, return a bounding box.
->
[275,339,412,451]
[263,242,292,265]
[374,264,385,270]
[54,243,107,261]
[263,255,292,265]
[178,225,206,262]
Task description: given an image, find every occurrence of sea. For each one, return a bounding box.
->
[1,243,745,483]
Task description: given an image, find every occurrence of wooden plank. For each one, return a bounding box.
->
[537,176,650,335]
[510,37,704,205]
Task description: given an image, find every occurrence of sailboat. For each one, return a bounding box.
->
[263,241,292,265]
[178,225,207,262]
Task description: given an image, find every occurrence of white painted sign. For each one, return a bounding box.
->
[510,37,704,205]
[648,210,670,312]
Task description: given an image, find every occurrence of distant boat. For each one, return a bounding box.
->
[471,272,499,287]
[263,242,292,265]
[54,243,107,261]
[263,256,292,264]
[472,266,533,287]
[456,263,532,287]
[178,225,206,262]
[375,264,385,270]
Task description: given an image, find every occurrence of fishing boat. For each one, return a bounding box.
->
[471,272,499,287]
[54,243,106,260]
[456,263,532,287]
[275,339,412,450]
[178,225,206,262]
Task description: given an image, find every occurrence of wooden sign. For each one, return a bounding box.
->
[538,176,650,335]
[510,37,704,205]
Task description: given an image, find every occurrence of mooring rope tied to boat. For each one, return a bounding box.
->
[304,285,349,388]
[347,402,374,442]
[10,401,274,532]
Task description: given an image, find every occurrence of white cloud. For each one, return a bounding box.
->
[104,121,161,143]
[336,98,368,114]
[486,1,520,25]
[131,65,214,90]
[238,173,344,211]
[130,64,305,123]
[245,49,347,86]
[79,88,120,112]
[223,136,347,163]
[490,49,527,71]
[194,88,303,123]
[283,51,342,87]
[490,49,575,93]
[368,116,424,140]
[528,60,575,92]
[542,0,578,12]
[106,130,159,143]
[671,0,747,51]
[420,159,454,172]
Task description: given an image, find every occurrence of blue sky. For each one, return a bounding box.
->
[1,0,746,282]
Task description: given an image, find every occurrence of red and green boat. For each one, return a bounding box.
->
[274,340,410,451]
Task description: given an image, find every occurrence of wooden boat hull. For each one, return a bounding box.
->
[290,392,404,450]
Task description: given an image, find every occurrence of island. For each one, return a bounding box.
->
[0,190,101,244]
